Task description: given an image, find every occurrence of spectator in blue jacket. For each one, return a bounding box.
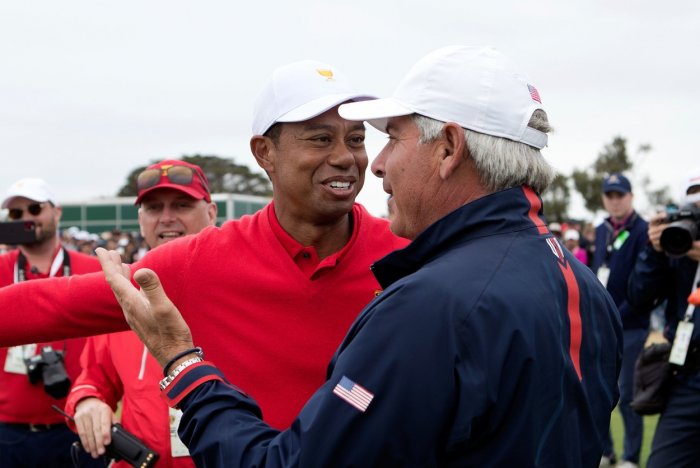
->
[629,168,700,468]
[591,173,651,468]
[97,46,622,467]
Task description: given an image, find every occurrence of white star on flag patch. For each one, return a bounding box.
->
[332,376,374,412]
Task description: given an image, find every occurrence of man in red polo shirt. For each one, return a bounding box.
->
[0,178,102,467]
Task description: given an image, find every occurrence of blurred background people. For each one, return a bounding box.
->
[563,228,588,265]
[592,173,652,468]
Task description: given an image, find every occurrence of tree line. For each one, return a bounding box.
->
[541,135,671,222]
[118,137,671,222]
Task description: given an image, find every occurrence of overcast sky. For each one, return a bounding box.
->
[1,0,697,219]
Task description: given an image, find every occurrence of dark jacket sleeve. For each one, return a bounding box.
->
[174,284,468,467]
[627,244,670,312]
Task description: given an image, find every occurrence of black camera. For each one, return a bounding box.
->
[24,345,71,399]
[660,204,700,257]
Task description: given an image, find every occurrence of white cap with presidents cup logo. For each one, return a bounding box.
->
[252,60,374,136]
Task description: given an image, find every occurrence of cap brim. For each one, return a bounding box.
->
[338,98,414,133]
[2,194,52,209]
[603,187,631,194]
[275,93,376,127]
[135,184,209,205]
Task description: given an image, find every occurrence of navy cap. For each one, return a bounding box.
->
[602,173,632,194]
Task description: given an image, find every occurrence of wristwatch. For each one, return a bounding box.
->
[159,356,203,391]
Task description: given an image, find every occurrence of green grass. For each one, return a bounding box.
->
[609,407,659,468]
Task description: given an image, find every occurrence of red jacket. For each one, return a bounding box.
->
[0,248,100,424]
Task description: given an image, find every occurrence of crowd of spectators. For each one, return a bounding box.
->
[1,226,147,263]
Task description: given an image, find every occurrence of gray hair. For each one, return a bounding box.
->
[412,110,554,193]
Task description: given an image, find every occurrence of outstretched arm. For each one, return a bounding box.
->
[95,248,194,368]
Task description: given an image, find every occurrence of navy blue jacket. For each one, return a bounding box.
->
[168,186,622,467]
[591,212,651,330]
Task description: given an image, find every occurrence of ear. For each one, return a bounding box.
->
[250,136,275,173]
[53,205,63,225]
[437,122,466,180]
[207,202,218,226]
[137,208,145,238]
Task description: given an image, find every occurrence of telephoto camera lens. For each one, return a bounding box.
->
[660,219,697,257]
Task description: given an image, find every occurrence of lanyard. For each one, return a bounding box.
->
[13,247,71,284]
[8,248,71,359]
[604,229,630,266]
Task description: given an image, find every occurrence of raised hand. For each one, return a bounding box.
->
[95,248,194,368]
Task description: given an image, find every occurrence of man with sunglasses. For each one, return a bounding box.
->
[0,178,102,467]
[66,159,217,466]
[0,60,408,449]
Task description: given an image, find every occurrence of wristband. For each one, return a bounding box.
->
[163,347,204,376]
[159,357,203,391]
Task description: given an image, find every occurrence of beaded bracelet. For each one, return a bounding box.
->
[163,347,204,377]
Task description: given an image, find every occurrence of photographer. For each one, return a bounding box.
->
[628,169,700,467]
[0,178,102,467]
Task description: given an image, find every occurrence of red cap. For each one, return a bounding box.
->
[135,159,211,205]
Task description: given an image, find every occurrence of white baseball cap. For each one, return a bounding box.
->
[252,59,374,135]
[681,167,700,204]
[339,45,548,149]
[2,178,58,208]
[564,229,580,241]
[682,167,700,194]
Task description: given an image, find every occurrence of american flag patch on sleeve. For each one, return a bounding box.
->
[332,376,374,412]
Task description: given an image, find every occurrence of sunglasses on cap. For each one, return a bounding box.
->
[7,202,48,220]
[136,165,208,193]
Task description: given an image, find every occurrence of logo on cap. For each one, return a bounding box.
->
[608,174,620,184]
[316,69,335,81]
[527,84,541,103]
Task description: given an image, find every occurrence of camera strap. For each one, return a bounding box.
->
[14,247,72,283]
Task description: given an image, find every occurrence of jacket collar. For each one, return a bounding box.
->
[372,186,546,288]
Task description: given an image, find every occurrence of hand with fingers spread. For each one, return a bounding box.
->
[95,248,194,368]
[73,397,115,459]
